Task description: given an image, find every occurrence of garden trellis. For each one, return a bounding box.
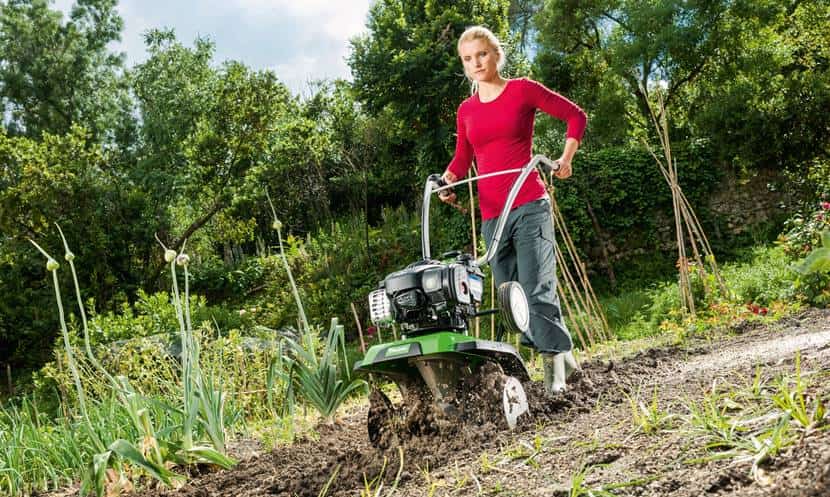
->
[640,87,729,315]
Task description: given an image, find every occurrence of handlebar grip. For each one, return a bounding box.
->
[537,158,561,175]
[429,173,454,197]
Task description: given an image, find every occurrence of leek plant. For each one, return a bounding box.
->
[265,190,367,423]
[281,318,368,424]
[26,228,235,496]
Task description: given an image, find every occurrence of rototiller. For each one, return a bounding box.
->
[354,155,561,447]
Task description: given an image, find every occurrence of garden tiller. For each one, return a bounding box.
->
[354,155,561,447]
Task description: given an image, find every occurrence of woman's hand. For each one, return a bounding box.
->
[554,157,572,179]
[439,170,458,204]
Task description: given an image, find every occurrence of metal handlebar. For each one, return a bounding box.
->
[421,154,561,266]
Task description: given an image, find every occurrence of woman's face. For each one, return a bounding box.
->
[459,38,499,83]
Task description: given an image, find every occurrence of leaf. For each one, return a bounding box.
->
[822,230,830,248]
[87,450,113,497]
[108,439,177,485]
[184,446,238,469]
[796,248,830,275]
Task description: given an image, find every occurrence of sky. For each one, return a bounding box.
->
[52,0,373,96]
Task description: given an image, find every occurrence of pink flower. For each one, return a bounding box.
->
[821,201,830,211]
[817,213,825,222]
[366,326,377,337]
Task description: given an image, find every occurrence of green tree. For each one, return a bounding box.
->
[0,0,133,141]
[534,0,736,147]
[349,0,512,181]
[0,126,155,367]
[685,1,830,169]
[132,30,334,282]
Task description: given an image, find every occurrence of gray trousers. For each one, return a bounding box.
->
[481,198,573,354]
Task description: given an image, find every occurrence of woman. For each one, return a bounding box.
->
[440,25,587,395]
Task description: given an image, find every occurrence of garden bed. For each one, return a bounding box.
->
[43,308,829,497]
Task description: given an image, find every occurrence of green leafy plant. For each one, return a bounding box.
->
[625,387,676,434]
[567,463,617,497]
[771,353,827,429]
[780,201,830,305]
[27,228,236,496]
[282,318,367,424]
[794,230,830,276]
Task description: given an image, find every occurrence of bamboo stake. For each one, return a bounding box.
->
[350,302,366,354]
[549,190,611,339]
[556,271,591,349]
[556,246,596,348]
[640,86,728,315]
[5,364,12,396]
[548,185,610,344]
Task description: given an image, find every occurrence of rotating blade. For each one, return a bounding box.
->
[502,376,529,429]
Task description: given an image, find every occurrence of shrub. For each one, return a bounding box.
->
[779,200,830,305]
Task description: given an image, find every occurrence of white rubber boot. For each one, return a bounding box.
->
[543,353,566,395]
[561,350,580,377]
[543,351,581,396]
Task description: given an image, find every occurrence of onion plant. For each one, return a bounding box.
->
[28,238,104,454]
[25,229,235,496]
[265,190,366,423]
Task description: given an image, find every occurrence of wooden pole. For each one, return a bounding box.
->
[469,163,480,339]
[350,302,366,354]
[6,364,13,396]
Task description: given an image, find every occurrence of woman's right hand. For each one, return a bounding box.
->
[439,170,458,204]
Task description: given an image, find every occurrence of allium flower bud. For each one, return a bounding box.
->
[164,249,176,262]
[272,220,282,230]
[46,258,60,271]
[176,253,190,267]
[64,252,75,262]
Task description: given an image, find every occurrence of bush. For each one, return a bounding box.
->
[779,199,830,306]
[614,245,799,339]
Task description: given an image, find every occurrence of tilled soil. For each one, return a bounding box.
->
[136,308,830,497]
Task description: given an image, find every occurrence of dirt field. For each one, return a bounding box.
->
[135,308,830,497]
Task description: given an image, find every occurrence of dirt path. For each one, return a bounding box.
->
[137,308,830,497]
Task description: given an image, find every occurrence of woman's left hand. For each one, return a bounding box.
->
[554,158,572,179]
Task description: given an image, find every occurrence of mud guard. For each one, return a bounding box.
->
[454,339,531,381]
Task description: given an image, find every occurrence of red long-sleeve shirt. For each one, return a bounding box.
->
[447,78,587,220]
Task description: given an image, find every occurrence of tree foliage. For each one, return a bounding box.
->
[0,126,155,365]
[0,0,133,141]
[0,0,828,372]
[349,0,512,178]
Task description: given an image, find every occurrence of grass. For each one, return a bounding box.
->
[625,386,677,435]
[0,392,173,496]
[681,355,828,478]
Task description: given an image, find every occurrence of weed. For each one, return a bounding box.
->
[567,463,617,497]
[625,386,676,434]
[771,353,827,429]
[360,446,404,497]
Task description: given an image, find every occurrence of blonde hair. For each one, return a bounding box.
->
[457,25,506,75]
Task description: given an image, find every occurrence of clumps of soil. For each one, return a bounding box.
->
[135,356,638,497]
